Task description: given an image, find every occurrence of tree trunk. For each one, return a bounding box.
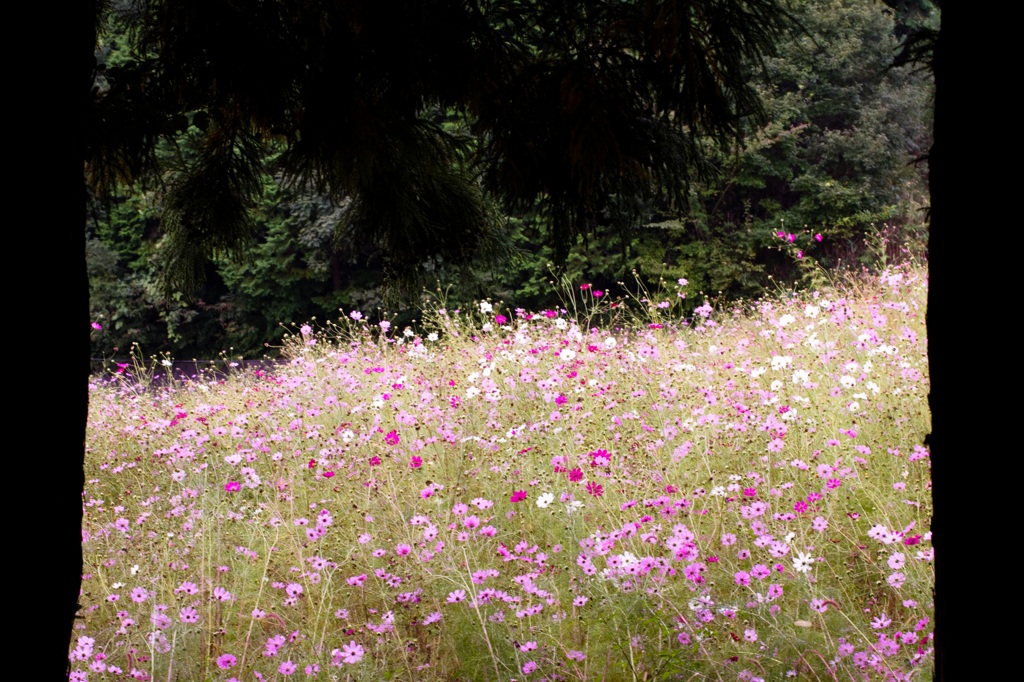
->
[928,2,999,678]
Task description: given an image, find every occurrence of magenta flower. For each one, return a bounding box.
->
[510,490,527,503]
[225,481,241,492]
[568,468,583,482]
[216,654,237,670]
[409,455,422,469]
[585,481,604,497]
[495,314,507,325]
[385,430,400,445]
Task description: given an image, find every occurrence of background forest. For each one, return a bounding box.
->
[87,0,937,364]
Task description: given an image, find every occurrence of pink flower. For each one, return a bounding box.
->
[510,490,527,503]
[333,641,364,665]
[871,614,892,629]
[814,233,823,242]
[278,661,297,675]
[593,290,603,297]
[585,481,603,497]
[217,654,237,670]
[568,468,583,482]
[91,322,102,330]
[409,456,422,469]
[385,430,400,445]
[225,481,241,492]
[495,314,507,325]
[887,572,906,589]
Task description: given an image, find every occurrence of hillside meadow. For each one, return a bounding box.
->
[73,265,933,681]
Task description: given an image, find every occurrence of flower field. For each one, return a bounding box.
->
[74,266,933,681]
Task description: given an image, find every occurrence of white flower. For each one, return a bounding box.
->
[479,301,493,314]
[792,552,815,573]
[770,355,793,370]
[840,375,856,388]
[554,318,568,330]
[803,304,818,318]
[603,337,617,349]
[427,332,439,342]
[536,493,555,509]
[778,314,796,327]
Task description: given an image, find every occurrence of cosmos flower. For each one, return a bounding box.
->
[792,552,815,573]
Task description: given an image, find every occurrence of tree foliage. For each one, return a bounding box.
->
[87,0,934,362]
[88,1,790,287]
